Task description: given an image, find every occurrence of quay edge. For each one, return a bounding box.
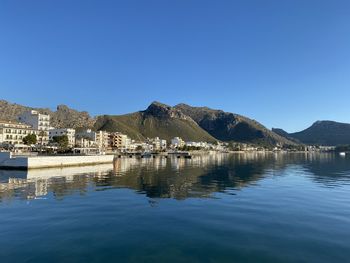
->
[0,152,115,170]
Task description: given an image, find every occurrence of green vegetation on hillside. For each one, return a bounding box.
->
[175,104,296,146]
[94,106,217,142]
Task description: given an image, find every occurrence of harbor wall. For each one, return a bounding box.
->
[0,152,28,169]
[0,152,114,169]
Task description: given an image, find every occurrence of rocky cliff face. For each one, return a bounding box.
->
[50,105,95,129]
[143,101,191,120]
[175,103,296,146]
[0,100,95,129]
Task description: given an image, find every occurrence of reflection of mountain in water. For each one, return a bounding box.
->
[0,153,350,201]
[114,154,276,199]
[278,153,350,186]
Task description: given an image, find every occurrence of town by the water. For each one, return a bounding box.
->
[0,109,340,170]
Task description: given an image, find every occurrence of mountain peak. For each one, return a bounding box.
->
[145,101,189,120]
[149,101,171,108]
[57,104,70,111]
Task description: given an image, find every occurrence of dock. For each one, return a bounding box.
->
[0,152,115,170]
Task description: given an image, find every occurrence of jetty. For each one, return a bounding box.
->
[0,152,115,170]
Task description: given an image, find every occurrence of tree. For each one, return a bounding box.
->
[23,134,37,145]
[52,135,69,149]
[135,145,143,152]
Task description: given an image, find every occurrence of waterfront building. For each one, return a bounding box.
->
[185,141,201,148]
[96,130,110,150]
[75,129,109,151]
[75,129,96,141]
[171,137,185,148]
[49,128,76,147]
[75,137,95,148]
[146,137,167,151]
[18,110,50,145]
[109,132,130,150]
[129,142,153,152]
[0,120,38,145]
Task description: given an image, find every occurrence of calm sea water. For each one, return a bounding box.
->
[0,153,350,263]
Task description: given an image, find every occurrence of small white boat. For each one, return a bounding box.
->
[339,152,346,156]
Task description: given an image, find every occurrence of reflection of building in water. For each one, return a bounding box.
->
[112,154,228,175]
[0,153,346,202]
[0,164,115,201]
[35,179,48,197]
[0,155,230,200]
[113,157,167,175]
[169,153,228,171]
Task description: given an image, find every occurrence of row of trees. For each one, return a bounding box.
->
[177,145,205,151]
[22,134,69,150]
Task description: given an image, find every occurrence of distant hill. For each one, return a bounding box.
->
[275,121,350,146]
[0,100,95,129]
[94,102,217,142]
[271,128,301,144]
[174,104,296,146]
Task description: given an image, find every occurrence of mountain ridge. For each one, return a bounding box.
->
[94,102,217,142]
[273,120,350,146]
[174,103,296,146]
[4,99,347,146]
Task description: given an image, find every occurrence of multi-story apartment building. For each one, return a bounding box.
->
[109,132,130,150]
[18,110,50,145]
[0,120,38,145]
[75,129,109,151]
[96,130,110,150]
[49,128,76,147]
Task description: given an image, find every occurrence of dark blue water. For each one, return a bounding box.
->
[1,153,350,263]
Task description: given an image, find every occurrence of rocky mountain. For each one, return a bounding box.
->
[274,121,350,146]
[94,102,217,142]
[271,128,301,143]
[0,100,95,129]
[174,104,296,146]
[50,105,95,129]
[1,99,300,145]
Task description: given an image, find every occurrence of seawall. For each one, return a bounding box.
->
[0,152,115,170]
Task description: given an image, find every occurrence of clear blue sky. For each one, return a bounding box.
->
[1,0,349,132]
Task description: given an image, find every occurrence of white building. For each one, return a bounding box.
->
[185,141,212,149]
[148,137,167,151]
[49,128,76,147]
[96,130,110,150]
[75,129,109,151]
[128,142,153,152]
[0,120,38,146]
[171,137,185,148]
[18,110,50,145]
[75,137,95,148]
